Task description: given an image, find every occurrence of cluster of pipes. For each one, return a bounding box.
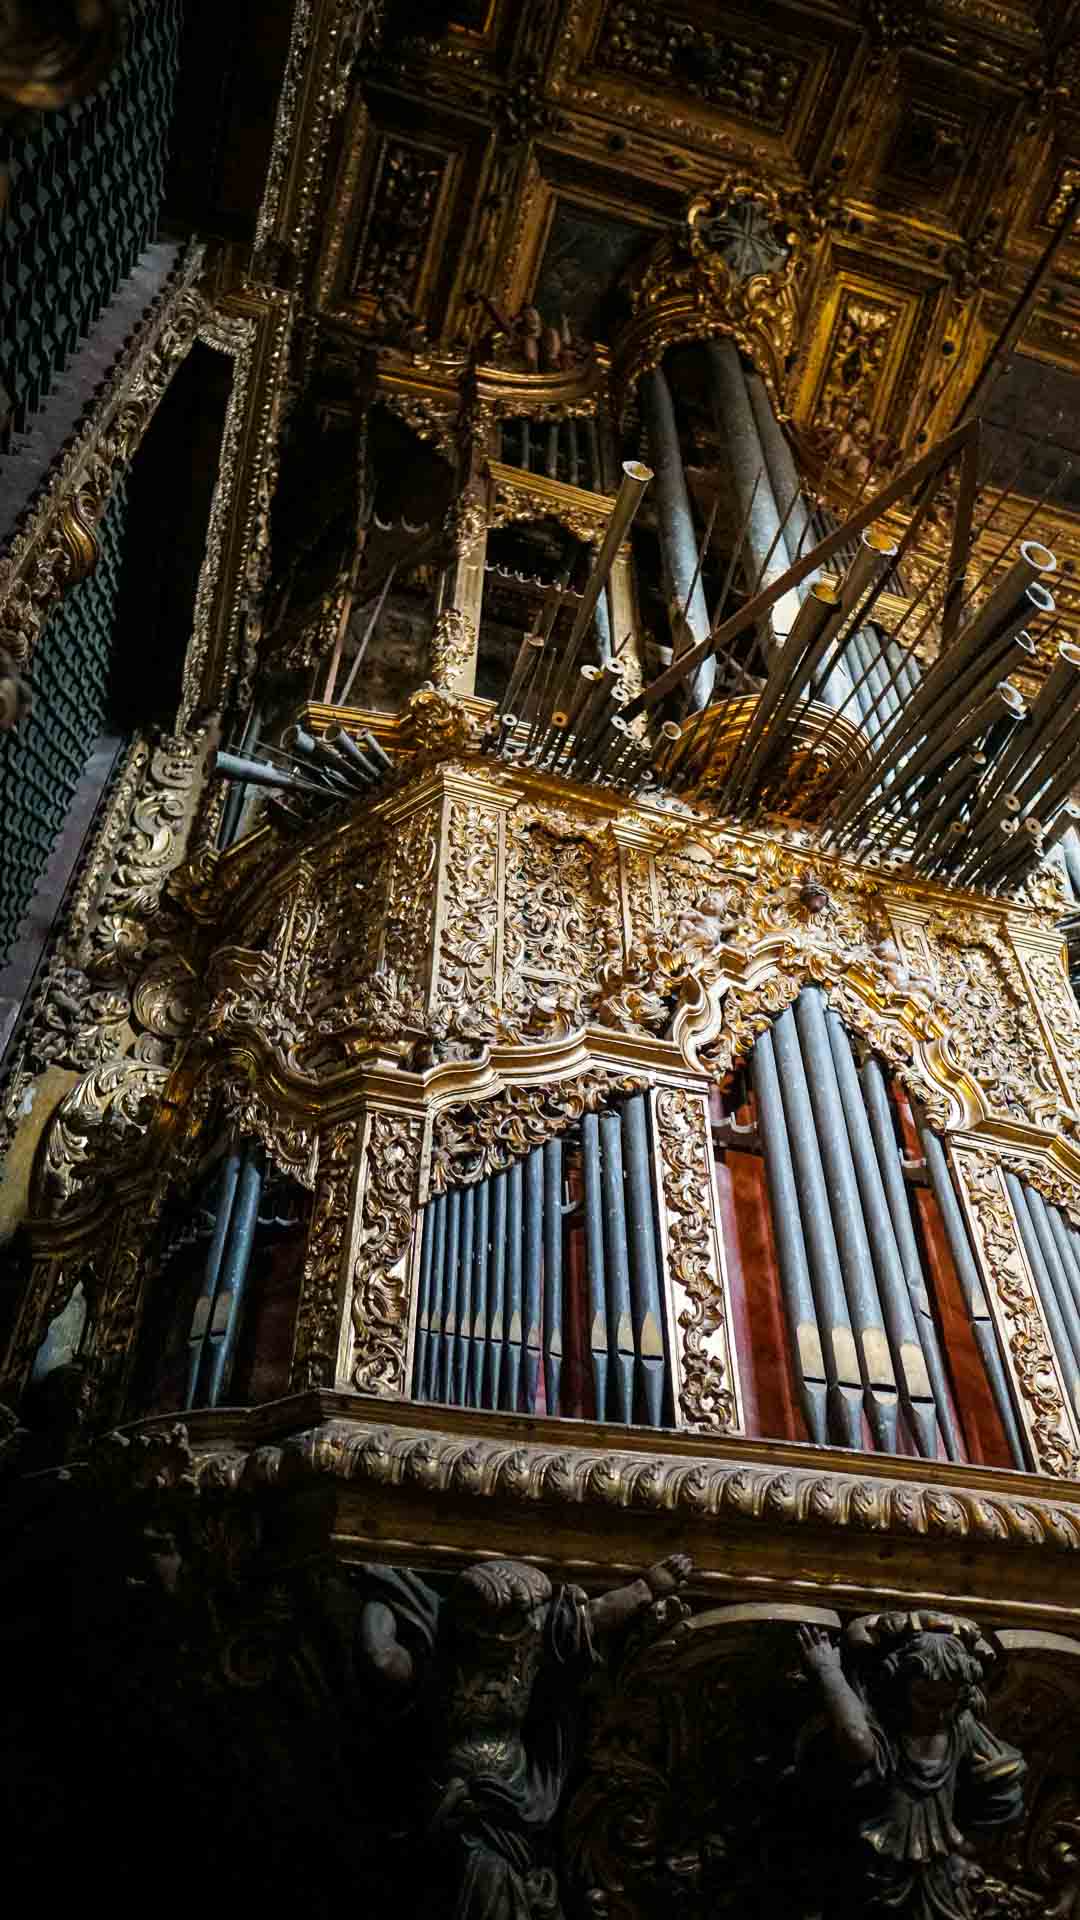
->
[214,720,396,833]
[184,1138,266,1411]
[753,987,1025,1464]
[484,459,669,790]
[822,539,1080,891]
[498,411,607,493]
[413,1092,670,1427]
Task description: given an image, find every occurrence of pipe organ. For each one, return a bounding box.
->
[12,13,1080,1915]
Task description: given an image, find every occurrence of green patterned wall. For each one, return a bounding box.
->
[0,480,127,968]
[0,0,183,448]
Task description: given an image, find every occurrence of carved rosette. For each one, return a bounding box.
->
[348,1108,425,1395]
[652,1085,740,1432]
[952,1146,1080,1478]
[290,1120,359,1390]
[613,173,821,420]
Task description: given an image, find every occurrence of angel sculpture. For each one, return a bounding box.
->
[796,1613,1026,1920]
[358,1552,692,1919]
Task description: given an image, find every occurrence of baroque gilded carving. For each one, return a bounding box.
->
[654,1086,739,1432]
[176,1412,1080,1552]
[1,727,213,1163]
[952,1147,1079,1478]
[430,1070,648,1193]
[290,1118,358,1390]
[616,175,822,421]
[36,1058,170,1221]
[594,2,803,129]
[427,606,476,694]
[349,1108,425,1395]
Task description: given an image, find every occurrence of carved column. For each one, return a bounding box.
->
[435,439,489,698]
[640,364,715,711]
[650,1080,743,1433]
[949,1140,1080,1476]
[340,1100,426,1396]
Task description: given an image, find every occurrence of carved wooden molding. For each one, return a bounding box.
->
[0,252,205,668]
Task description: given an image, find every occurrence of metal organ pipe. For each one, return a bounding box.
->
[920,1130,1028,1467]
[620,1093,668,1428]
[504,1160,524,1412]
[824,1009,939,1458]
[598,1108,636,1424]
[186,1145,241,1411]
[471,1178,491,1410]
[523,1145,544,1411]
[794,989,900,1453]
[199,1141,265,1410]
[751,1028,830,1444]
[859,1058,962,1463]
[770,1003,865,1449]
[542,1139,564,1414]
[488,1170,508,1411]
[581,1110,610,1419]
[641,364,715,709]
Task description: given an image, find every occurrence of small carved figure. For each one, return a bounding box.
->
[359,1553,692,1918]
[797,1613,1026,1920]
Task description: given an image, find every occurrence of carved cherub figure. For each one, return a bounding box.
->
[359,1553,692,1918]
[796,1613,1026,1920]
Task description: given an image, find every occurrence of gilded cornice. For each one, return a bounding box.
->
[0,248,205,668]
[111,1397,1080,1621]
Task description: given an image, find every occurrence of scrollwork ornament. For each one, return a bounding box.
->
[654,1086,738,1432]
[290,1120,358,1390]
[953,1148,1079,1478]
[427,606,475,694]
[350,1110,424,1395]
[430,1071,649,1192]
[37,1059,170,1221]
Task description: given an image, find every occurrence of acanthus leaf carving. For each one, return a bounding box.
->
[952,1146,1079,1479]
[350,1109,424,1395]
[430,1070,649,1193]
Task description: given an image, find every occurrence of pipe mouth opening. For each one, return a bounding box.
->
[863,526,899,556]
[1003,793,1023,813]
[813,580,842,603]
[623,460,653,484]
[1025,581,1056,613]
[660,721,682,740]
[1060,641,1080,669]
[1021,539,1057,573]
[1015,631,1038,655]
[998,683,1027,714]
